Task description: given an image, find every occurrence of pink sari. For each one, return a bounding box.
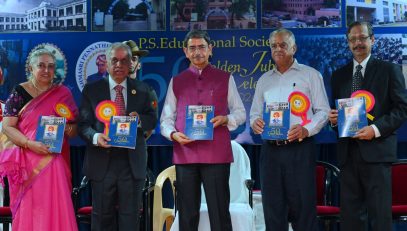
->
[0,85,78,231]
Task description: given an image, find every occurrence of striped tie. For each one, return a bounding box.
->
[114,85,126,116]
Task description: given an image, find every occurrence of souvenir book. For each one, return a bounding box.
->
[35,116,66,153]
[336,97,368,138]
[107,116,138,149]
[185,105,214,140]
[262,102,290,140]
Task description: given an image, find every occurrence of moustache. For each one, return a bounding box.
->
[353,45,366,50]
[192,55,205,59]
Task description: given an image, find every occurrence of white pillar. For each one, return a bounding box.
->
[148,13,157,30]
[104,14,113,31]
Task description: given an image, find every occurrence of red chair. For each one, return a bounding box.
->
[0,178,12,231]
[72,176,91,224]
[316,161,340,230]
[0,104,12,231]
[392,160,407,222]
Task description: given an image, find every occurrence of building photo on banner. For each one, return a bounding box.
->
[0,0,87,32]
[91,0,165,31]
[170,0,257,30]
[0,1,407,231]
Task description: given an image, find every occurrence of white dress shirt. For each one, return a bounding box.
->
[250,59,330,137]
[352,54,370,77]
[160,74,246,140]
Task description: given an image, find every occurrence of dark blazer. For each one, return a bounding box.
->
[331,57,407,166]
[78,77,158,180]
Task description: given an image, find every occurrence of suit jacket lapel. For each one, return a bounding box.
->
[342,62,354,98]
[362,57,376,91]
[102,77,111,101]
[127,78,137,104]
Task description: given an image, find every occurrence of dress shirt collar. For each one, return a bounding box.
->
[271,59,301,74]
[353,54,371,71]
[108,75,127,91]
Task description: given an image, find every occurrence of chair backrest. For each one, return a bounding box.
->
[392,160,407,205]
[229,140,251,203]
[316,161,340,206]
[153,165,176,231]
[0,101,5,152]
[201,141,251,204]
[316,165,325,205]
[0,177,12,229]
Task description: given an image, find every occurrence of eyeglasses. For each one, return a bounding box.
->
[187,45,208,53]
[348,36,371,43]
[270,43,289,50]
[36,63,55,71]
[111,58,130,66]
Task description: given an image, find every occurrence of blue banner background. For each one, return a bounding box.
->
[0,1,407,145]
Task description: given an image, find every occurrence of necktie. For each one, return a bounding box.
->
[352,65,363,92]
[114,85,126,116]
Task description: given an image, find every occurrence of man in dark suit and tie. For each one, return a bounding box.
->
[329,21,407,231]
[78,42,157,231]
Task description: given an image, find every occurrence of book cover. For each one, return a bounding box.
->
[336,97,368,138]
[107,116,138,149]
[261,102,290,140]
[35,116,66,153]
[185,105,214,140]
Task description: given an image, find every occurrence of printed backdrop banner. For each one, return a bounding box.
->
[0,31,406,145]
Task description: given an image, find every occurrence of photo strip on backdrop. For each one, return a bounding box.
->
[0,0,86,33]
[91,0,165,32]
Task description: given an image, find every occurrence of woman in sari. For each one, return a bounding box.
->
[0,48,78,231]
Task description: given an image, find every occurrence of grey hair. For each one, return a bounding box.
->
[27,48,56,80]
[105,42,132,66]
[269,28,296,46]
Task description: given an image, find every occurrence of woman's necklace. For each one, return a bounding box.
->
[31,79,51,95]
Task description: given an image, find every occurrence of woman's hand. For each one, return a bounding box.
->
[27,140,52,155]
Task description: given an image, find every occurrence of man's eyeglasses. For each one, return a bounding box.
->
[348,36,371,43]
[111,58,130,66]
[36,63,55,71]
[270,43,289,50]
[187,45,208,53]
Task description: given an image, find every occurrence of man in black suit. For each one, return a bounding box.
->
[329,21,407,231]
[78,42,157,231]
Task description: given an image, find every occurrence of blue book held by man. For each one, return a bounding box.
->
[35,116,66,153]
[336,97,368,138]
[108,116,138,149]
[185,105,214,140]
[262,102,290,140]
